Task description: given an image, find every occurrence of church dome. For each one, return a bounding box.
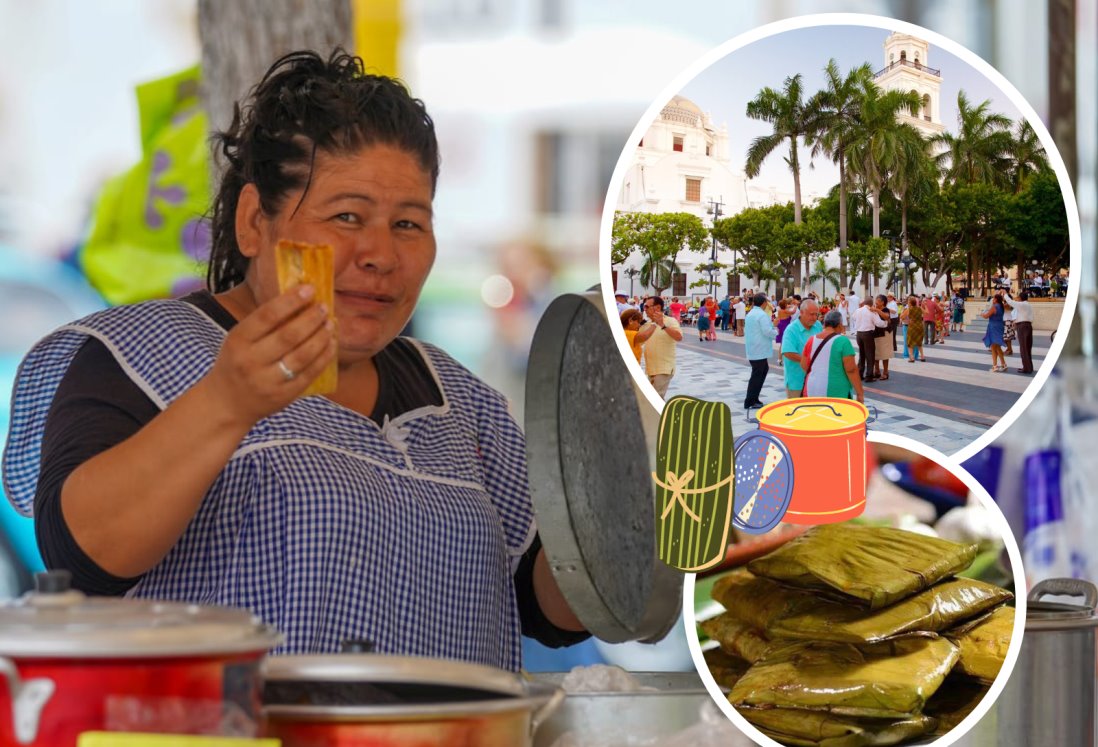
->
[660,95,703,125]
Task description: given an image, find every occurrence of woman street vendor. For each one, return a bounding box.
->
[2,50,585,669]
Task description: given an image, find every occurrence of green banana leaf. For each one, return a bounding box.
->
[700,613,772,663]
[729,637,960,718]
[925,675,991,735]
[946,605,1015,684]
[704,647,751,690]
[747,524,978,609]
[769,578,1013,644]
[741,707,937,747]
[710,568,821,631]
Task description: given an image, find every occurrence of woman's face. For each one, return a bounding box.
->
[239,143,436,363]
[626,316,641,331]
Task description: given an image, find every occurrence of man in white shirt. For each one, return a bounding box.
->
[852,299,887,381]
[615,290,630,315]
[1005,291,1035,374]
[847,288,861,315]
[734,297,747,336]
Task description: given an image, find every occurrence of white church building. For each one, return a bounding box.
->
[614,31,949,302]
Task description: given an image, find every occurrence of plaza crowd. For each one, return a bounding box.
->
[615,283,1037,405]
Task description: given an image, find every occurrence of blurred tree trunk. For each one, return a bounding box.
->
[197,0,353,138]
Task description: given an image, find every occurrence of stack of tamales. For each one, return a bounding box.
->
[699,524,1014,747]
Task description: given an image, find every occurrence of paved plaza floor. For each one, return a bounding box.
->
[663,319,1053,456]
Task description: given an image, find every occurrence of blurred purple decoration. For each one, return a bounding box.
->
[171,275,205,298]
[182,219,211,262]
[144,151,187,229]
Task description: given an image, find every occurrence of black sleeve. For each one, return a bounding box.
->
[513,534,591,648]
[34,337,160,595]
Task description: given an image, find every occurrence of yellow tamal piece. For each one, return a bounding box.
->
[740,707,937,747]
[704,647,752,690]
[710,568,820,631]
[729,637,960,719]
[946,605,1015,684]
[77,734,280,747]
[275,239,337,396]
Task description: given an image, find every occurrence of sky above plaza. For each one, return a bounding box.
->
[678,24,1031,202]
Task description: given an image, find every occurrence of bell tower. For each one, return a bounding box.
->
[874,32,946,138]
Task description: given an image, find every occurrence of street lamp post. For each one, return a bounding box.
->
[707,197,725,296]
[624,267,640,297]
[900,255,917,297]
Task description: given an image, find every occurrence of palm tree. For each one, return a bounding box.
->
[932,91,1014,187]
[807,60,875,287]
[886,129,935,255]
[808,256,842,297]
[745,74,811,225]
[639,255,680,296]
[1008,119,1048,193]
[846,81,923,247]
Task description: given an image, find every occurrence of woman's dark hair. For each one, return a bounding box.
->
[207,49,440,292]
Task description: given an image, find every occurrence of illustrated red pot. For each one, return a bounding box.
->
[0,571,281,745]
[754,398,875,524]
[261,654,563,747]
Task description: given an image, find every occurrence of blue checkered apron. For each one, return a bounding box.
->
[3,300,535,669]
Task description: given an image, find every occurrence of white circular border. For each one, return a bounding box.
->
[683,428,1028,747]
[597,11,1082,464]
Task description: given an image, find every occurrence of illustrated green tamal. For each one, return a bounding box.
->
[654,396,734,571]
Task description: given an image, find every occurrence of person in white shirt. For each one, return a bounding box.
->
[615,290,630,315]
[851,299,887,381]
[847,289,862,315]
[886,293,899,352]
[1004,291,1035,374]
[734,297,747,336]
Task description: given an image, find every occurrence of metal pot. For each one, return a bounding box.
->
[954,578,1097,746]
[261,654,564,747]
[0,571,281,745]
[750,398,876,524]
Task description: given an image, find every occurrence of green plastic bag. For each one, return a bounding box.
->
[81,66,211,304]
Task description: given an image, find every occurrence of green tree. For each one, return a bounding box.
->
[807,59,875,286]
[808,255,843,297]
[745,74,811,226]
[1007,119,1048,194]
[846,82,923,241]
[932,91,1014,188]
[609,211,707,295]
[711,204,791,288]
[841,237,890,294]
[1007,168,1069,277]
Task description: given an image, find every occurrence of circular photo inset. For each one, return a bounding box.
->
[688,431,1027,747]
[601,15,1080,462]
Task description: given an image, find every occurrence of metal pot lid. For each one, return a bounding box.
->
[1025,578,1098,630]
[0,571,282,657]
[524,289,683,644]
[732,431,794,535]
[262,654,562,721]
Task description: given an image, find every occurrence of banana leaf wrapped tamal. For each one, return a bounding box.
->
[729,637,960,718]
[711,568,820,630]
[704,647,751,690]
[740,707,937,747]
[946,605,1014,684]
[924,675,991,736]
[700,612,772,662]
[768,578,1013,644]
[747,524,978,609]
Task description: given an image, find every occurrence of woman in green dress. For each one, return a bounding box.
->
[905,296,925,362]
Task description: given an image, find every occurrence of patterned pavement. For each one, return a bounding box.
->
[662,318,1054,456]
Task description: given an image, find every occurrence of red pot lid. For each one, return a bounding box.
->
[0,571,281,657]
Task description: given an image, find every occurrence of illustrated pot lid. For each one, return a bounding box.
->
[263,653,559,721]
[524,288,682,644]
[0,571,281,657]
[732,431,794,535]
[756,398,868,434]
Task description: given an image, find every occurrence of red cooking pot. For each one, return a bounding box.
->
[0,571,281,745]
[262,653,564,747]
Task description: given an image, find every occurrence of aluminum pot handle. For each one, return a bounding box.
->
[1029,578,1098,609]
[0,657,54,745]
[530,687,566,735]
